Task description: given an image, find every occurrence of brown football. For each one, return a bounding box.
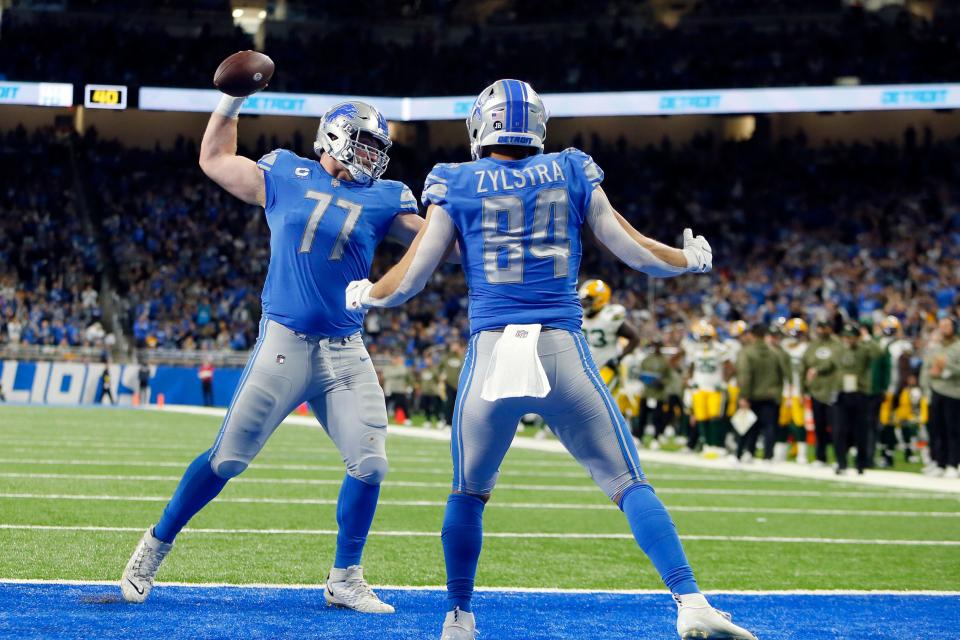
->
[213,50,275,97]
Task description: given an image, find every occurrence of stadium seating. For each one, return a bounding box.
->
[2,4,959,93]
[4,126,956,357]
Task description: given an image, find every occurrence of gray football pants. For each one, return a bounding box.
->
[452,329,646,501]
[209,318,389,483]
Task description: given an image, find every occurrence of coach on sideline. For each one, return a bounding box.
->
[922,316,960,478]
[735,324,787,462]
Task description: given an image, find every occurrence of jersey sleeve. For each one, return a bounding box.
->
[564,147,604,188]
[256,148,297,213]
[422,164,451,208]
[562,148,605,216]
[397,184,418,214]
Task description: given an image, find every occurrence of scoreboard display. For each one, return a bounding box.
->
[84,84,127,109]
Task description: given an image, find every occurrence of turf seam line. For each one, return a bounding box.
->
[1,524,956,545]
[1,472,951,499]
[1,492,955,517]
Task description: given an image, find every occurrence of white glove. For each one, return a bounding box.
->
[345,279,374,312]
[681,228,712,273]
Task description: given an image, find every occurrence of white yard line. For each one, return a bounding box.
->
[1,578,958,596]
[0,471,951,499]
[0,523,956,546]
[0,457,855,484]
[155,404,960,494]
[0,492,956,518]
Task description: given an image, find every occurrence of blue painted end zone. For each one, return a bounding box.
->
[0,585,957,639]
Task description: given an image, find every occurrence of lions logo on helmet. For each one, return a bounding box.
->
[466,79,548,161]
[314,101,392,185]
[578,279,611,316]
[785,317,808,338]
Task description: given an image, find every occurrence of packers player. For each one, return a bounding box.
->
[579,279,640,389]
[878,316,913,466]
[782,318,810,463]
[686,320,730,458]
[723,320,747,447]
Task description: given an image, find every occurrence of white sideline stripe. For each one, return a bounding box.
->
[2,578,958,596]
[0,458,841,484]
[1,492,958,519]
[0,471,951,499]
[156,404,960,495]
[0,524,956,546]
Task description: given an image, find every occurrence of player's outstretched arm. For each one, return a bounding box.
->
[586,186,712,276]
[386,213,461,264]
[346,204,457,311]
[198,97,265,207]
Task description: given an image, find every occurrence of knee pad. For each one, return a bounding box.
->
[351,455,388,485]
[210,456,248,479]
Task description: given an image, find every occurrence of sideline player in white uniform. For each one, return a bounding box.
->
[578,278,640,389]
[782,318,810,462]
[119,84,433,613]
[685,321,730,457]
[346,79,758,640]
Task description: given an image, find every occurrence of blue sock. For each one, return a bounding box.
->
[334,474,381,568]
[153,449,228,543]
[620,483,699,595]
[441,493,485,612]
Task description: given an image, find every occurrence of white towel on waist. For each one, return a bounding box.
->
[480,324,551,401]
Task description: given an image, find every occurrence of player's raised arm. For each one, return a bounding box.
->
[586,186,712,276]
[346,204,457,311]
[198,51,274,207]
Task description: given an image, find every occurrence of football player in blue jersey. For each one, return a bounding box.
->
[346,80,759,639]
[120,90,430,613]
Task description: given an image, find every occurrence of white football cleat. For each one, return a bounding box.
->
[121,528,172,603]
[676,594,758,639]
[440,607,476,640]
[324,565,395,613]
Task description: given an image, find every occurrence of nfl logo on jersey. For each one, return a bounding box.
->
[514,329,529,338]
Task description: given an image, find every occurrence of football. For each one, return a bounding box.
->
[213,50,274,97]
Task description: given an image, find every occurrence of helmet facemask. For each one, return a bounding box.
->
[314,102,392,185]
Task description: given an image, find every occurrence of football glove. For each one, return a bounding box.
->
[681,228,712,273]
[345,279,374,312]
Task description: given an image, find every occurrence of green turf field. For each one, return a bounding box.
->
[1,406,958,592]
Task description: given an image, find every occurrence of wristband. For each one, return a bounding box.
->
[214,94,245,119]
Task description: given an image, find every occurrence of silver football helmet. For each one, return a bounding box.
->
[466,79,548,161]
[314,101,391,184]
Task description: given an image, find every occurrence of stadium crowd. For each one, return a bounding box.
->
[0,127,110,351]
[2,4,960,94]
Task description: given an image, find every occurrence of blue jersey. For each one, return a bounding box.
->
[257,149,417,336]
[422,148,604,334]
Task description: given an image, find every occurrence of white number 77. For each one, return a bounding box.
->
[300,190,363,260]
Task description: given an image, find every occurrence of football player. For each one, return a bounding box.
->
[782,318,810,463]
[686,320,730,459]
[764,317,793,461]
[578,279,640,389]
[346,80,757,640]
[878,316,912,466]
[120,91,433,613]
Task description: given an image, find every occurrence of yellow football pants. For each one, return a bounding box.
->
[692,390,723,422]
